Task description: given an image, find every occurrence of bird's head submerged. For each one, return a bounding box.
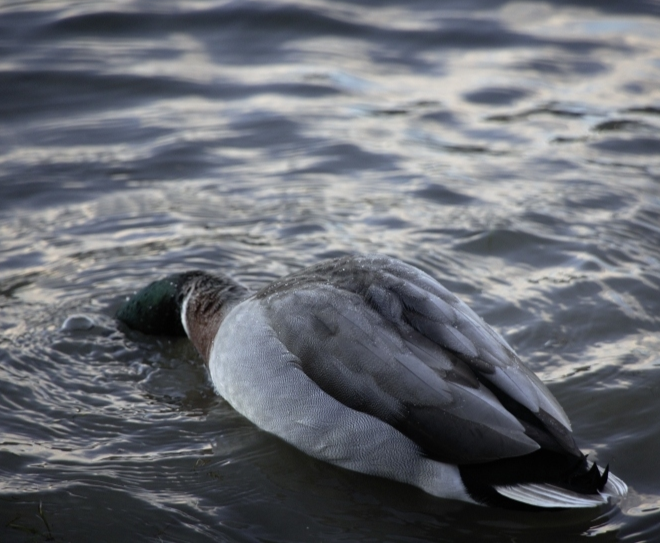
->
[116,272,200,337]
[117,270,250,360]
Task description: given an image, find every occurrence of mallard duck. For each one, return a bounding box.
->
[117,253,626,509]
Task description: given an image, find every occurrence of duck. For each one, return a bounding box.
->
[116,253,627,509]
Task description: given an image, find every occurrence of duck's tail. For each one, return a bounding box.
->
[459,450,627,510]
[493,464,627,509]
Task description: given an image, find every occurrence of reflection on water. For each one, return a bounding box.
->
[1,0,660,541]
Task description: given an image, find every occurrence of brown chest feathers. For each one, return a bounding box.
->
[181,273,249,362]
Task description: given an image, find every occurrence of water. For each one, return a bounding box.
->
[1,0,660,541]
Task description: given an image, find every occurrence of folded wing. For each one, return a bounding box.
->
[262,255,575,465]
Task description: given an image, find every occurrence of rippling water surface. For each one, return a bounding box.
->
[1,1,660,541]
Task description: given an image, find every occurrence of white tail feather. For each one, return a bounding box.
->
[495,483,607,508]
[495,466,627,509]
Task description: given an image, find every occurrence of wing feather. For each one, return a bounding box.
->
[368,260,571,429]
[264,282,539,464]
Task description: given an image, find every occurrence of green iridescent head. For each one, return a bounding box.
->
[116,273,196,336]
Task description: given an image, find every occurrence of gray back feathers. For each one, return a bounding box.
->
[259,254,570,464]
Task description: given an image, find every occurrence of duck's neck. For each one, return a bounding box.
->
[180,272,250,362]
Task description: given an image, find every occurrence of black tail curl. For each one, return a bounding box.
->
[569,459,609,493]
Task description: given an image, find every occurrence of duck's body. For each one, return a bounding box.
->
[117,254,626,509]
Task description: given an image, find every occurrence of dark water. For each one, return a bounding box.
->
[1,0,660,541]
